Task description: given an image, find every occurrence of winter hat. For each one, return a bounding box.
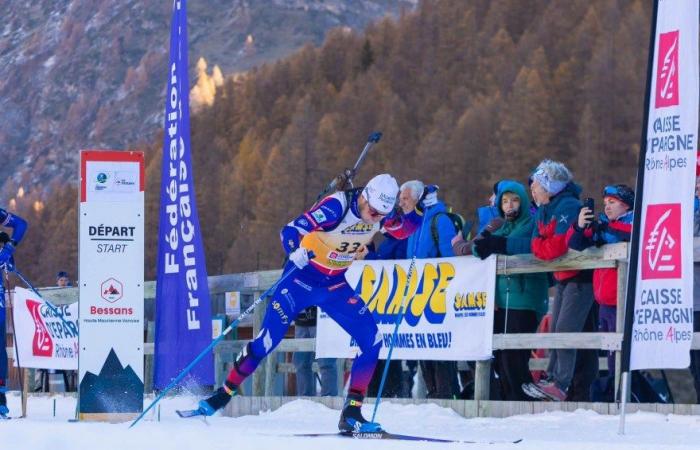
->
[531,159,572,195]
[603,184,635,209]
[363,174,399,215]
[56,271,69,280]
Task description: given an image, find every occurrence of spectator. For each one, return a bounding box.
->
[520,159,596,401]
[476,182,502,233]
[453,183,505,257]
[567,184,634,376]
[361,235,407,398]
[402,180,459,399]
[56,271,70,288]
[292,306,338,396]
[691,174,700,403]
[471,180,549,400]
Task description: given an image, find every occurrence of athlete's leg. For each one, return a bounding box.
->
[200,273,314,414]
[319,283,382,431]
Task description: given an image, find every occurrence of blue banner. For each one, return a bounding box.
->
[154,0,213,389]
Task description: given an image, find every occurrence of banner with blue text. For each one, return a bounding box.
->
[154,0,213,389]
[316,256,496,360]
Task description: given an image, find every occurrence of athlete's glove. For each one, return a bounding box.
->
[420,184,439,208]
[0,242,16,266]
[289,247,310,269]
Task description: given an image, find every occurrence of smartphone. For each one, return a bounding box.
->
[583,197,594,228]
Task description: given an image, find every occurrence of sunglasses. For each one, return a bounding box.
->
[364,189,388,217]
[368,204,387,218]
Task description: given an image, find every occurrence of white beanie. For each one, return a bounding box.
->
[531,159,572,195]
[362,174,399,214]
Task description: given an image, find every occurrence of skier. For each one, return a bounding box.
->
[197,174,435,432]
[0,207,28,418]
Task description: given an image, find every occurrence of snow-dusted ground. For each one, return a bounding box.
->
[3,393,700,450]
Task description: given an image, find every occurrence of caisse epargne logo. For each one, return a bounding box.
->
[655,30,679,109]
[27,299,53,357]
[642,203,681,280]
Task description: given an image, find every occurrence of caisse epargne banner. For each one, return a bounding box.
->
[629,0,698,370]
[12,287,78,370]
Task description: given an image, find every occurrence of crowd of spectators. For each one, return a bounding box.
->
[289,158,700,403]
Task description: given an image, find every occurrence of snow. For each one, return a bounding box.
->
[3,393,700,450]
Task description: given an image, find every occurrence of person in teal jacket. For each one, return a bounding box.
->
[472,180,549,400]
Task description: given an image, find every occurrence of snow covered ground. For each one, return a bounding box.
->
[3,393,700,450]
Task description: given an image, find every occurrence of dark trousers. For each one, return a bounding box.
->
[598,304,617,375]
[368,359,403,398]
[420,360,458,399]
[548,281,595,392]
[567,302,599,401]
[690,311,700,403]
[492,308,538,401]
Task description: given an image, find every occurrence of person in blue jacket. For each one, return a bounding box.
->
[399,180,459,398]
[0,207,28,418]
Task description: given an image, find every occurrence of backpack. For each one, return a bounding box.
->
[430,208,470,256]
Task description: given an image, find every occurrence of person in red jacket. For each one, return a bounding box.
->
[522,160,595,401]
[567,184,634,376]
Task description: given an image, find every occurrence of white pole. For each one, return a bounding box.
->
[617,371,630,435]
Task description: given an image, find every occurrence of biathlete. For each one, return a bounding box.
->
[197,174,435,432]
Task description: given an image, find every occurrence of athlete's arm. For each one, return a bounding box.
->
[381,208,422,240]
[0,208,27,245]
[279,196,345,254]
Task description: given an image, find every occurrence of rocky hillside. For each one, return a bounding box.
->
[0,0,415,198]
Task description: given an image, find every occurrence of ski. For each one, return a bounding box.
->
[176,408,206,418]
[291,431,522,444]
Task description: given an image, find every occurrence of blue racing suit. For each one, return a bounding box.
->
[224,190,421,396]
[0,207,28,387]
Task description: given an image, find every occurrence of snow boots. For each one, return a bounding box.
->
[198,380,237,416]
[0,385,8,417]
[338,390,382,433]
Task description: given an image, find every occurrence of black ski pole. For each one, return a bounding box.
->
[316,131,382,202]
[2,265,26,417]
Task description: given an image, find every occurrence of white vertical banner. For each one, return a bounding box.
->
[630,0,698,370]
[78,150,145,420]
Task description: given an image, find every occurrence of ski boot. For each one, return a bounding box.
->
[338,391,382,433]
[0,385,9,419]
[197,380,238,416]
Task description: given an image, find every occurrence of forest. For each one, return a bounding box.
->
[10,0,652,285]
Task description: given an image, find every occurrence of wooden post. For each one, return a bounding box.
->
[21,368,28,417]
[474,359,491,401]
[615,261,628,400]
[264,351,276,396]
[252,292,266,396]
[144,321,154,393]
